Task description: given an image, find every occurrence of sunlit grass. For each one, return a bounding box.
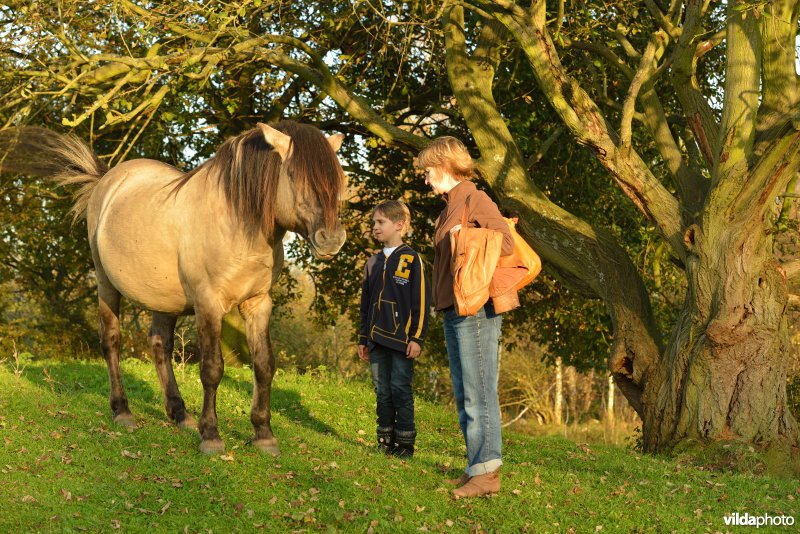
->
[1,355,798,532]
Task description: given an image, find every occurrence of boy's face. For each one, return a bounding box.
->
[372,211,404,244]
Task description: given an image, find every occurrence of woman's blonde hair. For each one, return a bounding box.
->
[374,200,412,236]
[416,136,475,181]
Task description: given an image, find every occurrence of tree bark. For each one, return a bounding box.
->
[646,222,799,451]
[554,357,563,426]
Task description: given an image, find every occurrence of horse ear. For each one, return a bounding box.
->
[257,123,293,160]
[327,133,345,153]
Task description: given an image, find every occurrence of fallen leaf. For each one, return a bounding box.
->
[21,495,36,503]
[60,489,72,501]
[415,505,426,513]
[111,519,121,529]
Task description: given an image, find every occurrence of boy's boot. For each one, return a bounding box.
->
[391,429,416,458]
[452,469,500,498]
[377,426,394,454]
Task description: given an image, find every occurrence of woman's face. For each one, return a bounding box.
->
[424,166,453,195]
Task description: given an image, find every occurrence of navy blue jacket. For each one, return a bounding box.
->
[359,244,430,353]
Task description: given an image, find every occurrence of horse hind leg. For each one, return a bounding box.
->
[240,295,280,456]
[148,312,196,430]
[97,278,134,427]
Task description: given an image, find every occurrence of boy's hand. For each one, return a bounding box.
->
[406,341,421,359]
[358,344,369,361]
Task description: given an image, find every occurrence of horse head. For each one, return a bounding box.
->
[258,122,346,259]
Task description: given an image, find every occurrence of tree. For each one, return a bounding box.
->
[2,0,799,460]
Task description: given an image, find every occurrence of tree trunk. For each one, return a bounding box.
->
[606,373,615,427]
[644,222,800,452]
[554,357,563,426]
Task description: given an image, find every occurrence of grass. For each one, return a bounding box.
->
[1,355,798,533]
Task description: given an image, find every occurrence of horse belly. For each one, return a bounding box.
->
[98,226,190,313]
[92,165,192,314]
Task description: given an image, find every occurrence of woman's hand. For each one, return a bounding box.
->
[406,341,421,359]
[358,344,369,361]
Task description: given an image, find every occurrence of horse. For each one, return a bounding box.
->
[0,121,347,455]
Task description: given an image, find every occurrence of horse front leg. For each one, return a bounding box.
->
[148,312,196,429]
[240,295,279,456]
[196,306,225,454]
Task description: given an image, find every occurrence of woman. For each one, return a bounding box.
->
[417,137,513,498]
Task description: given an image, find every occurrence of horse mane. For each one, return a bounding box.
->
[172,120,345,238]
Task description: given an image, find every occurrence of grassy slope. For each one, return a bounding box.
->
[0,357,798,533]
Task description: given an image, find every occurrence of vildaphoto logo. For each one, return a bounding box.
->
[723,513,795,528]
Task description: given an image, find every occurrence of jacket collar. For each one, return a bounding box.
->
[443,180,476,205]
[377,243,408,260]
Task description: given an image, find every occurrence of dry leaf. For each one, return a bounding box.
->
[60,489,72,501]
[21,495,36,503]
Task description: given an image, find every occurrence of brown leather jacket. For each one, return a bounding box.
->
[433,181,513,311]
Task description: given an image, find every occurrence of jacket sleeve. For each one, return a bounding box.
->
[471,190,514,256]
[408,253,430,346]
[359,261,370,345]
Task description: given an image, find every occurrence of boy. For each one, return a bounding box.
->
[358,200,430,457]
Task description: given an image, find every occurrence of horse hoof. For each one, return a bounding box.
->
[199,439,225,455]
[177,415,197,430]
[113,413,135,428]
[254,438,280,457]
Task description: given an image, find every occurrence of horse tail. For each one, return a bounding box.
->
[0,127,108,221]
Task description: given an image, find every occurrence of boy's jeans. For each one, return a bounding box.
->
[369,344,415,432]
[443,304,503,477]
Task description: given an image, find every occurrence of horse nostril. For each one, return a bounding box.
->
[314,229,328,243]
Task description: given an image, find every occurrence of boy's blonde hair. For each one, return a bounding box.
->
[416,136,475,181]
[374,200,412,236]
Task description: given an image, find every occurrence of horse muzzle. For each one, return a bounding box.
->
[309,227,346,259]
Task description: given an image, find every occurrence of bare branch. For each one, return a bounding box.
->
[670,0,720,169]
[621,36,660,152]
[645,0,681,38]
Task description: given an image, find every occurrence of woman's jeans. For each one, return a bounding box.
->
[443,304,503,476]
[369,344,415,432]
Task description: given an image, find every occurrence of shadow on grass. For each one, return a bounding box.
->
[17,358,340,442]
[16,358,167,420]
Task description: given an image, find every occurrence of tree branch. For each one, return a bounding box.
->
[470,0,687,263]
[755,0,800,153]
[620,36,661,152]
[670,0,720,170]
[715,1,761,182]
